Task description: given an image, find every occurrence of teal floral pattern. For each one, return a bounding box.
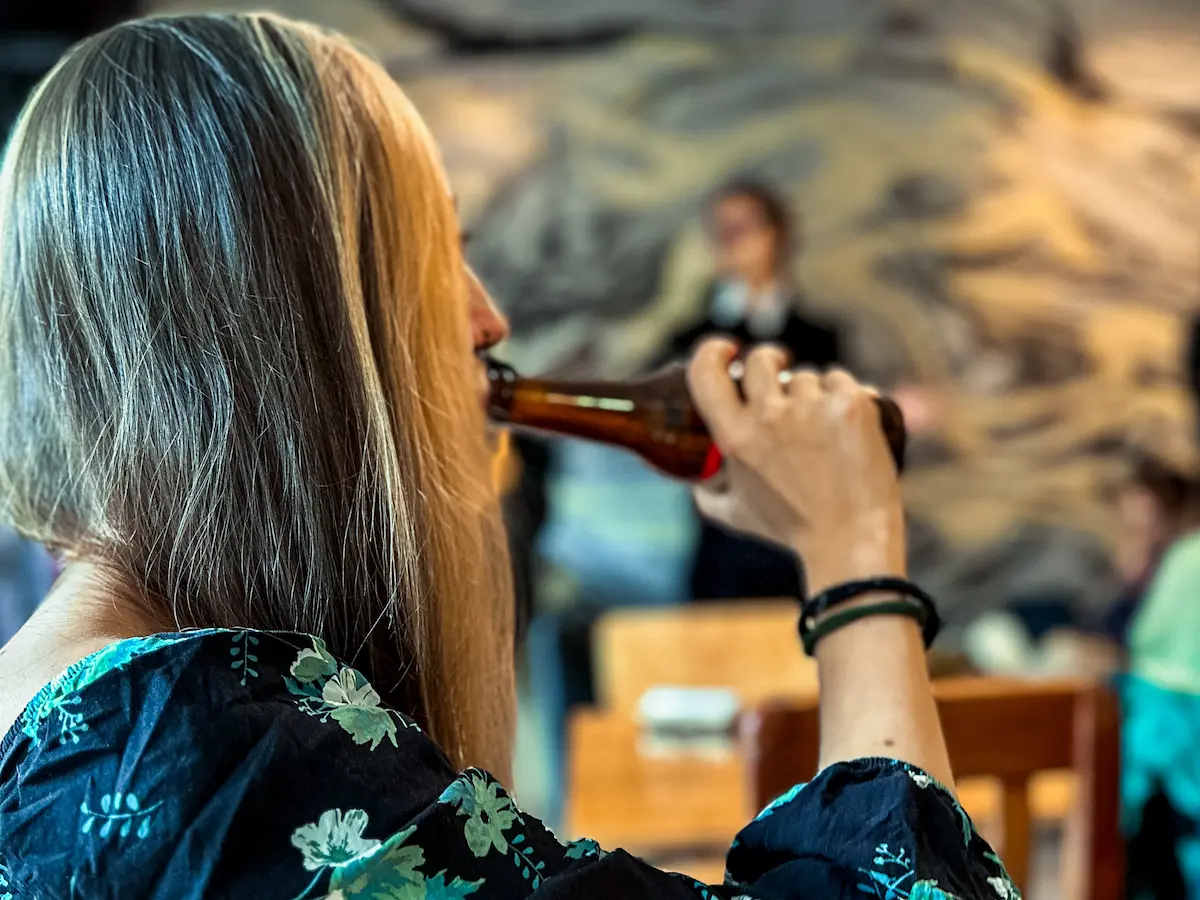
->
[905,765,973,847]
[858,842,918,898]
[20,632,206,745]
[438,773,517,859]
[983,852,1020,899]
[563,838,603,860]
[292,818,485,900]
[291,809,381,871]
[2,630,1019,898]
[856,832,1020,898]
[80,790,160,841]
[753,782,804,822]
[230,631,261,685]
[909,881,957,900]
[284,637,416,750]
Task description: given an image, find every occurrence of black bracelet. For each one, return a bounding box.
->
[801,600,928,656]
[799,576,941,652]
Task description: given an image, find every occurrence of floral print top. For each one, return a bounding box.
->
[0,630,1018,899]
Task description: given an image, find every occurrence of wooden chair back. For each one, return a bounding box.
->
[593,600,818,714]
[743,678,1123,900]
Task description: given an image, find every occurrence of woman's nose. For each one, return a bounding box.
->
[468,267,510,352]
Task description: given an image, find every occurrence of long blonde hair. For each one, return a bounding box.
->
[0,14,514,778]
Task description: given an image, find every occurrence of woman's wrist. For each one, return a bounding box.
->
[797,512,907,600]
[811,601,925,660]
[803,560,908,603]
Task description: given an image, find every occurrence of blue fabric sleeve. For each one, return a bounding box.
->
[725,759,1019,899]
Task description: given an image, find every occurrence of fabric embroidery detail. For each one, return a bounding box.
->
[284,637,416,750]
[438,772,517,859]
[230,632,261,685]
[80,791,161,840]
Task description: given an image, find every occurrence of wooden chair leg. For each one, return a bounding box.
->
[1074,686,1124,900]
[1001,778,1032,894]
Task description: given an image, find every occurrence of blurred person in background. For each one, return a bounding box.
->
[0,15,1017,896]
[0,0,141,644]
[1120,450,1200,898]
[665,179,842,602]
[1082,322,1200,898]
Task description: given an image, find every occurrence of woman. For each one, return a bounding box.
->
[0,15,1013,898]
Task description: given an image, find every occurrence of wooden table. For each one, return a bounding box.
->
[566,708,1075,880]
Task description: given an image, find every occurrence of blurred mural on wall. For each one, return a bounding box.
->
[153,0,1200,619]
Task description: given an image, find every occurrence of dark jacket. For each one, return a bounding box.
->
[663,281,842,602]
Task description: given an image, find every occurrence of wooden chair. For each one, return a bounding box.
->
[743,678,1123,900]
[592,600,818,715]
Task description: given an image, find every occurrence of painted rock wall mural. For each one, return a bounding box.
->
[156,0,1200,621]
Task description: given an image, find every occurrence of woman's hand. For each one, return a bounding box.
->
[689,338,954,788]
[686,338,907,594]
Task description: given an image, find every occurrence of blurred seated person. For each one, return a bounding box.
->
[963,450,1200,681]
[1108,451,1200,647]
[664,179,841,601]
[1110,449,1200,898]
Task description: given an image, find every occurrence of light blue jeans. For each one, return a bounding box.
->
[522,440,698,827]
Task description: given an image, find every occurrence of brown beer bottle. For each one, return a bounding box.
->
[485,358,907,481]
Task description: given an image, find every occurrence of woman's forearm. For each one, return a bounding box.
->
[812,595,956,792]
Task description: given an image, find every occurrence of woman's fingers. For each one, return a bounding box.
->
[687,337,747,454]
[742,344,789,408]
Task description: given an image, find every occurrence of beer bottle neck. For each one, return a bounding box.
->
[487,366,645,444]
[484,358,715,479]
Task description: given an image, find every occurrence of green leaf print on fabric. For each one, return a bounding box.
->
[230,632,261,685]
[909,881,957,900]
[564,838,603,860]
[983,852,1021,899]
[290,639,339,684]
[329,826,423,897]
[292,809,381,871]
[754,782,804,821]
[80,791,161,841]
[21,632,207,745]
[857,843,915,898]
[437,773,517,858]
[416,871,484,900]
[284,638,416,750]
[904,765,973,847]
[324,825,485,900]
